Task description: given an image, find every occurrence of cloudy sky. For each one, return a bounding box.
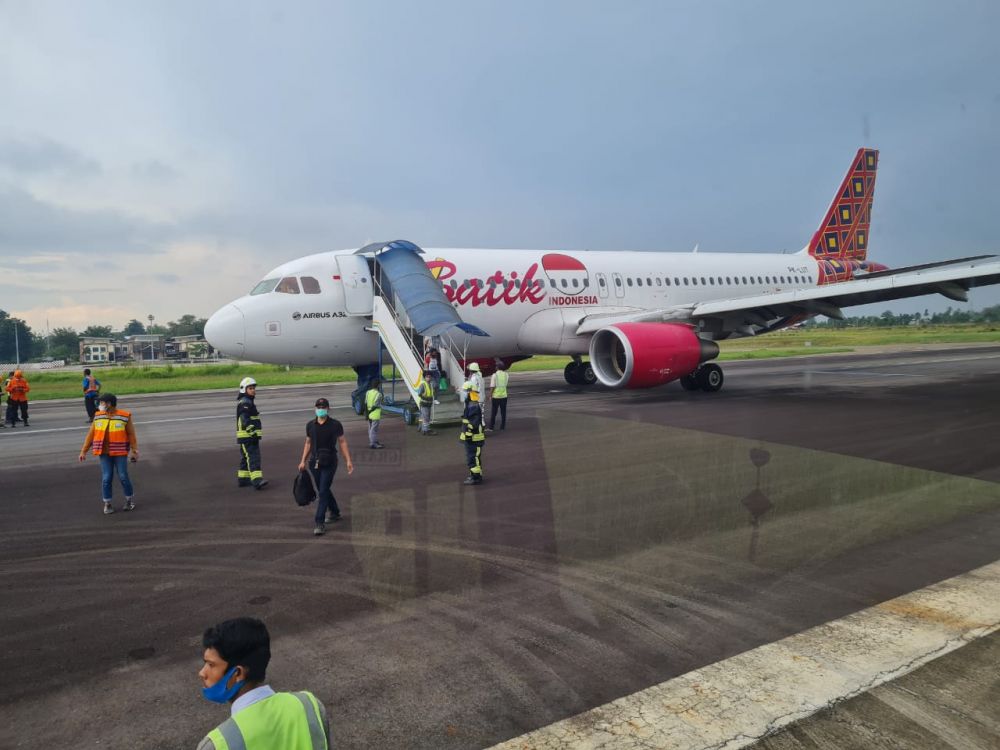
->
[2,0,999,332]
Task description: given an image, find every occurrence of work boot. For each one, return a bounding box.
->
[325,512,341,524]
[313,524,326,536]
[463,476,479,485]
[253,480,269,490]
[103,502,115,515]
[123,498,135,512]
[237,479,251,488]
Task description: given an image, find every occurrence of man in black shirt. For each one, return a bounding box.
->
[298,397,354,536]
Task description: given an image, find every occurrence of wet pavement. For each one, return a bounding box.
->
[1,345,999,748]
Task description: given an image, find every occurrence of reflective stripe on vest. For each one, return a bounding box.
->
[85,377,100,394]
[236,415,263,439]
[91,410,132,456]
[493,370,509,399]
[418,381,433,406]
[205,692,327,750]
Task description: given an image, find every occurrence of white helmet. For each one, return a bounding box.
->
[467,362,481,372]
[239,377,257,394]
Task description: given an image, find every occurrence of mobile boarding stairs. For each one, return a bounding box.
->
[346,240,489,426]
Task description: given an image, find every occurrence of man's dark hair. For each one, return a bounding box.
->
[84,368,91,375]
[202,617,271,682]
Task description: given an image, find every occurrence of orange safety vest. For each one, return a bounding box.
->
[92,409,133,456]
[6,376,29,401]
[85,376,100,394]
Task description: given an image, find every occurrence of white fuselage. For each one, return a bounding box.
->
[205,247,819,366]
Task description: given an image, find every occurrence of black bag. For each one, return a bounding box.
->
[293,470,317,506]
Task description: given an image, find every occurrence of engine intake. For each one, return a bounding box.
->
[589,323,719,389]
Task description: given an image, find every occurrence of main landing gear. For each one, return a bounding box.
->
[564,360,597,386]
[680,363,724,392]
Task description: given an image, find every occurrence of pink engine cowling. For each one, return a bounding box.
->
[588,323,719,389]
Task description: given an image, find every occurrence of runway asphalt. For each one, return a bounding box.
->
[1,345,999,749]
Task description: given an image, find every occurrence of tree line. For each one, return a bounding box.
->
[803,304,1000,328]
[0,311,208,362]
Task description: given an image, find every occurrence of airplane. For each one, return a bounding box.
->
[205,148,1000,393]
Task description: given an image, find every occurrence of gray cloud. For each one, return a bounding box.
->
[0,186,169,257]
[0,137,101,176]
[153,273,180,284]
[131,159,178,182]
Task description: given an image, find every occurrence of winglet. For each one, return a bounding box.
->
[807,148,878,262]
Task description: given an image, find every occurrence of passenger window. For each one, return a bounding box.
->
[615,277,622,287]
[656,278,662,286]
[599,277,607,287]
[250,278,279,296]
[627,278,633,287]
[636,278,643,287]
[561,279,568,288]
[301,276,321,294]
[709,277,715,285]
[276,277,301,294]
[646,277,652,286]
[572,278,579,288]
[701,277,707,285]
[683,277,689,285]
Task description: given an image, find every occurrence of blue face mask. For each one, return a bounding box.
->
[315,409,328,418]
[202,665,245,704]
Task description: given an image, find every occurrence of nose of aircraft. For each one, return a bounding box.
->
[205,303,246,358]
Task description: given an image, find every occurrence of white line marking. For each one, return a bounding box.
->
[807,370,927,378]
[0,406,354,437]
[489,560,1000,750]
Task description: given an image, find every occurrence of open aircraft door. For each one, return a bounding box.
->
[337,254,374,315]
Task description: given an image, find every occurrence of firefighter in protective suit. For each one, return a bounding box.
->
[236,377,268,490]
[459,380,486,485]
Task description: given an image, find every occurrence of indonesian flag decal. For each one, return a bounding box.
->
[541,253,590,290]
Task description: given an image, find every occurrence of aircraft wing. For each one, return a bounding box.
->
[575,255,1000,336]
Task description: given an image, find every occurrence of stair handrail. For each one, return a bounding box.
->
[370,259,476,387]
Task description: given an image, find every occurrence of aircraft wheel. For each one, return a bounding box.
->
[564,362,582,385]
[698,363,724,392]
[679,373,700,391]
[579,362,597,385]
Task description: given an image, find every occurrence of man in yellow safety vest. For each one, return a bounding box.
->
[197,617,330,750]
[487,362,510,431]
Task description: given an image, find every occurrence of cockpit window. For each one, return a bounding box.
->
[301,276,321,294]
[250,278,279,296]
[276,276,301,294]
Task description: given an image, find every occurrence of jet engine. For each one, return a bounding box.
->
[588,323,719,389]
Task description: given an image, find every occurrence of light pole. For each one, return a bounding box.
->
[14,320,20,365]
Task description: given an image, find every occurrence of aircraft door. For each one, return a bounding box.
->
[611,272,625,299]
[596,272,609,299]
[336,254,374,315]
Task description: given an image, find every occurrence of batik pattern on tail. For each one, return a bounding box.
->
[809,148,887,284]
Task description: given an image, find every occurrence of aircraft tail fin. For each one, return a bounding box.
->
[807,148,878,262]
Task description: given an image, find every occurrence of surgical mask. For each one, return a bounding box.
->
[202,666,245,704]
[99,404,110,412]
[315,409,328,418]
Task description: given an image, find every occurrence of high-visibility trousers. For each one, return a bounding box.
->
[238,441,263,485]
[464,441,483,476]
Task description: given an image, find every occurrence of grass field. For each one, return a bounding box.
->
[13,325,1000,401]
